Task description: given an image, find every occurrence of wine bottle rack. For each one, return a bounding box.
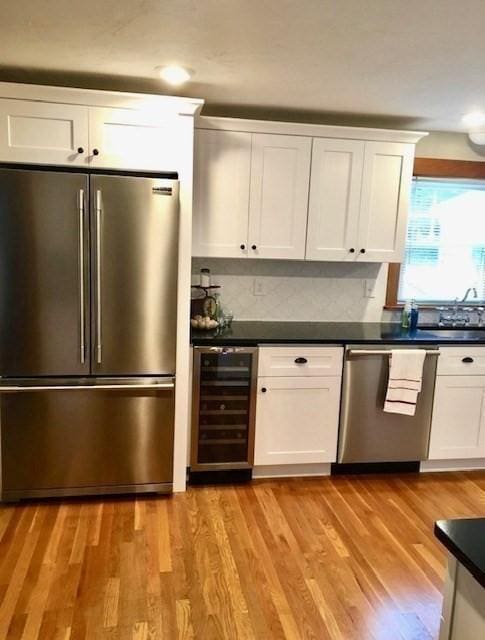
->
[190,347,258,472]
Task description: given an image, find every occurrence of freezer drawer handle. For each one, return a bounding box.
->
[0,382,175,393]
[295,357,308,364]
[462,357,474,363]
[95,189,102,364]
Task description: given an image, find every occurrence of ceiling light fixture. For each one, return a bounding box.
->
[463,111,485,145]
[158,65,192,86]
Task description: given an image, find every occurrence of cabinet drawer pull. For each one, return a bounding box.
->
[261,387,267,393]
[462,357,474,363]
[295,357,308,364]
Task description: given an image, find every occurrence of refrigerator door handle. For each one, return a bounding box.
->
[0,382,175,392]
[78,189,86,364]
[95,189,102,364]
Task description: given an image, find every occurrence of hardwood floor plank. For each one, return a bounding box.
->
[1,471,485,638]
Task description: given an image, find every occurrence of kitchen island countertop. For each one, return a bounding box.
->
[435,518,485,590]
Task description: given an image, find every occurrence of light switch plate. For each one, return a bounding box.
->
[363,279,376,298]
[254,278,266,296]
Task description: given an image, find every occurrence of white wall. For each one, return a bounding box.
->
[416,131,485,161]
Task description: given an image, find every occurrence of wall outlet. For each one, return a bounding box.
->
[363,279,376,298]
[254,278,267,296]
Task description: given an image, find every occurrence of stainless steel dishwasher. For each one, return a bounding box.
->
[338,345,439,463]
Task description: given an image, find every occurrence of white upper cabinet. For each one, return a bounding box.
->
[0,89,202,171]
[357,142,414,262]
[87,107,178,171]
[193,118,424,263]
[192,129,251,258]
[193,130,311,259]
[306,139,414,262]
[248,134,311,260]
[0,98,89,166]
[306,138,364,261]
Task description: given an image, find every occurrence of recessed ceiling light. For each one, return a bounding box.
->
[158,65,192,86]
[462,111,485,128]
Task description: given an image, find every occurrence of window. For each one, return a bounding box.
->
[386,158,485,306]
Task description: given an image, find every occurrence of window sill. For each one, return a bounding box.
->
[384,305,439,311]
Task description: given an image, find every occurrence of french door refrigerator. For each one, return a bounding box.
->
[0,167,179,500]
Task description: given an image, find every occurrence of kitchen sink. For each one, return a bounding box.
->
[417,328,485,341]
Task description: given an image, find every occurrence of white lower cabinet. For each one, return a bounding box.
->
[429,375,485,460]
[254,375,341,466]
[429,346,485,462]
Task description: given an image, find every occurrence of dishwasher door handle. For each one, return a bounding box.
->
[347,349,440,357]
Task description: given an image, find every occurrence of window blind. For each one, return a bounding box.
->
[398,177,485,303]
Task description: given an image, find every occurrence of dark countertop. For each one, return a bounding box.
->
[191,321,485,346]
[435,519,485,589]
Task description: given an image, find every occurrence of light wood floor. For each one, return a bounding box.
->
[1,472,485,639]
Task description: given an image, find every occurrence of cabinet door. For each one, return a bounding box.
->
[0,98,88,166]
[254,376,340,465]
[428,376,485,460]
[193,129,251,258]
[0,168,90,376]
[248,133,311,260]
[357,141,414,262]
[88,107,178,171]
[306,138,363,261]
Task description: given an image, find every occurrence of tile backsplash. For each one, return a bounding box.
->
[192,258,391,322]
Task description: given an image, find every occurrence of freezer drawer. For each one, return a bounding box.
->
[338,345,438,463]
[0,378,175,500]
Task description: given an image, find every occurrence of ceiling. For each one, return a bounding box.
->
[0,0,484,131]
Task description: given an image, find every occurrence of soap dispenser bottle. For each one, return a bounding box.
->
[401,301,411,330]
[410,300,419,332]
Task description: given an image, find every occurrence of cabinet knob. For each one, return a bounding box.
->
[77,147,84,154]
[349,248,355,253]
[240,244,246,250]
[92,148,100,156]
[360,248,366,254]
[462,357,474,363]
[261,387,267,393]
[295,357,308,364]
[251,244,257,250]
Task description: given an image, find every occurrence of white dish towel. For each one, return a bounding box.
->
[384,349,426,416]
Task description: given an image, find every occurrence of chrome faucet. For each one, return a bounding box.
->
[462,287,478,302]
[478,307,485,327]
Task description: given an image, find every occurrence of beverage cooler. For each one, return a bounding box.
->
[190,347,258,483]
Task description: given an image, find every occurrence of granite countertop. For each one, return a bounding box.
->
[191,321,485,346]
[435,519,485,589]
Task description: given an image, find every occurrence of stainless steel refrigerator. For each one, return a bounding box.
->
[0,167,179,500]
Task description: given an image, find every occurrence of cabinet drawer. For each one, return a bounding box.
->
[258,346,343,377]
[437,347,485,376]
